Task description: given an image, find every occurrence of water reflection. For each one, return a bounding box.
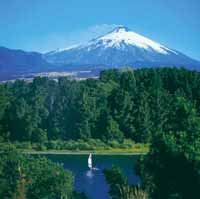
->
[86,169,94,178]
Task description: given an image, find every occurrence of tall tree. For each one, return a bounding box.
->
[134,89,152,143]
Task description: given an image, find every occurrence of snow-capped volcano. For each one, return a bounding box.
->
[44,26,199,69]
[90,26,176,54]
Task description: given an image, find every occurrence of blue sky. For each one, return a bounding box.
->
[0,0,199,60]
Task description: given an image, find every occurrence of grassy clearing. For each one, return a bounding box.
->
[22,146,149,155]
[0,139,149,155]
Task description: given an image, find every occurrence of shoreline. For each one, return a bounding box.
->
[22,149,148,155]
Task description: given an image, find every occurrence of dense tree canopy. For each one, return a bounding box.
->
[0,145,74,199]
[137,95,200,198]
[1,67,200,198]
[0,68,200,143]
[1,67,200,144]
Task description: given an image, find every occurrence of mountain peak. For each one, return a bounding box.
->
[112,26,130,33]
[96,26,177,55]
[44,26,199,70]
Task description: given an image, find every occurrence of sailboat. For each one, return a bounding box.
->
[88,153,92,169]
[88,153,99,170]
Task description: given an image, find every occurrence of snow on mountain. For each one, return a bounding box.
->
[88,26,177,54]
[44,26,199,69]
[1,26,198,81]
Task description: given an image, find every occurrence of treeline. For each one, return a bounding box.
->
[1,67,200,144]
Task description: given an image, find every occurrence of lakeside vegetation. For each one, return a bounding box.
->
[0,145,89,199]
[1,67,200,198]
[5,139,149,154]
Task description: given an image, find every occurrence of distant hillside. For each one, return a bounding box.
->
[0,47,51,80]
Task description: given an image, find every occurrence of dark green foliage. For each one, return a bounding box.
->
[1,68,200,145]
[104,166,148,199]
[96,110,124,142]
[137,98,200,198]
[0,85,10,140]
[104,166,127,199]
[1,67,200,198]
[0,145,74,199]
[108,87,135,139]
[26,157,73,199]
[72,192,90,199]
[133,90,152,142]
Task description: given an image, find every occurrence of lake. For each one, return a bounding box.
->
[45,154,140,199]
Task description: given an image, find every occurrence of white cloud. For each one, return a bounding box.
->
[35,24,120,53]
[87,24,119,35]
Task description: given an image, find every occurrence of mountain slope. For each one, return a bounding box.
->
[45,26,199,69]
[0,26,199,81]
[0,47,51,80]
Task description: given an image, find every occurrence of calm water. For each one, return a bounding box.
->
[45,154,140,199]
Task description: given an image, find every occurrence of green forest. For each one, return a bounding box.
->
[1,67,200,145]
[1,67,200,198]
[0,145,89,199]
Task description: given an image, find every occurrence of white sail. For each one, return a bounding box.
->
[88,153,92,169]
